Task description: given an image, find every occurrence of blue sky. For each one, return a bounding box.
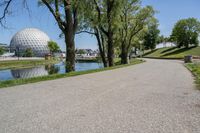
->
[0,0,200,50]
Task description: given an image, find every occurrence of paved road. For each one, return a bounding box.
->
[0,59,200,133]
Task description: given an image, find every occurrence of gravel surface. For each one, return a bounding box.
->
[0,59,200,133]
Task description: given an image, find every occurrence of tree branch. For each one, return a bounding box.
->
[76,30,95,35]
[41,0,66,32]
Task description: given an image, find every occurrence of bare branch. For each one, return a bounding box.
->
[0,0,13,27]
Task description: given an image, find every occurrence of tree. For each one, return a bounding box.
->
[171,18,200,48]
[48,41,60,55]
[40,0,85,72]
[119,0,155,64]
[0,46,5,55]
[143,18,160,50]
[77,0,123,67]
[89,0,123,67]
[24,48,34,57]
[76,1,108,67]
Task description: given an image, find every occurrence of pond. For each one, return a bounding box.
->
[0,62,104,81]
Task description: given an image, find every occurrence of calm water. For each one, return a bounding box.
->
[0,62,103,81]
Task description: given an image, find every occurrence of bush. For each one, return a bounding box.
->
[0,46,5,55]
[24,48,34,57]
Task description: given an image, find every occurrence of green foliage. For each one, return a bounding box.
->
[0,46,5,55]
[171,18,200,48]
[76,49,86,54]
[48,41,60,55]
[157,35,170,44]
[143,19,160,50]
[24,48,34,57]
[117,1,156,64]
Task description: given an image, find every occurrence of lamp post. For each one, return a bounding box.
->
[139,40,143,58]
[16,46,20,60]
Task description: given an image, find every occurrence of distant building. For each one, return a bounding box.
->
[76,49,99,58]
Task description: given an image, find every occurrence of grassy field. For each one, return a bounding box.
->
[185,63,200,89]
[144,46,200,59]
[0,59,144,88]
[0,59,59,70]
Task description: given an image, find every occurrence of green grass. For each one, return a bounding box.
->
[185,63,200,89]
[144,46,200,59]
[0,59,59,70]
[0,59,144,88]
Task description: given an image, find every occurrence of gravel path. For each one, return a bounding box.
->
[0,59,200,133]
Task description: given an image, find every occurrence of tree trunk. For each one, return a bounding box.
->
[65,33,75,72]
[95,30,108,67]
[107,0,114,67]
[107,28,114,66]
[121,43,128,64]
[64,0,76,72]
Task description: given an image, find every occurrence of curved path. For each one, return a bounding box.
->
[0,59,200,133]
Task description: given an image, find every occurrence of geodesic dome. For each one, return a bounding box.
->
[10,28,50,57]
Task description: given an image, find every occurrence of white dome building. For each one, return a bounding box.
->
[10,28,50,57]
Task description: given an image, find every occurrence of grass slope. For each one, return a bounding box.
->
[185,63,200,89]
[0,59,144,88]
[144,46,200,59]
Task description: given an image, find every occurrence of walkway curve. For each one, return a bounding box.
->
[0,59,200,133]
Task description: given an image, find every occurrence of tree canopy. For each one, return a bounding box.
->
[0,47,5,55]
[170,18,200,48]
[143,18,160,50]
[48,41,60,55]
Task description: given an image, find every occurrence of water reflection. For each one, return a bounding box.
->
[45,64,60,75]
[0,62,103,81]
[11,66,49,79]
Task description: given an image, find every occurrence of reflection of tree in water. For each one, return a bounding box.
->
[45,64,60,75]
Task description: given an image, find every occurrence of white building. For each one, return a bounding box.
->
[156,42,176,49]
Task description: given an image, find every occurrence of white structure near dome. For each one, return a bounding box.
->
[156,42,176,49]
[10,28,50,57]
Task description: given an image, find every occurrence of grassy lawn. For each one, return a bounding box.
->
[0,59,59,70]
[0,59,144,88]
[185,63,200,89]
[144,46,200,59]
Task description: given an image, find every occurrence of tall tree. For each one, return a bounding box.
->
[170,18,200,48]
[143,18,160,50]
[91,0,122,67]
[76,0,108,67]
[40,0,83,71]
[119,0,155,64]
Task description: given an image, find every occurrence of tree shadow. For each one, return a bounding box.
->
[143,49,158,56]
[160,47,176,54]
[162,46,196,57]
